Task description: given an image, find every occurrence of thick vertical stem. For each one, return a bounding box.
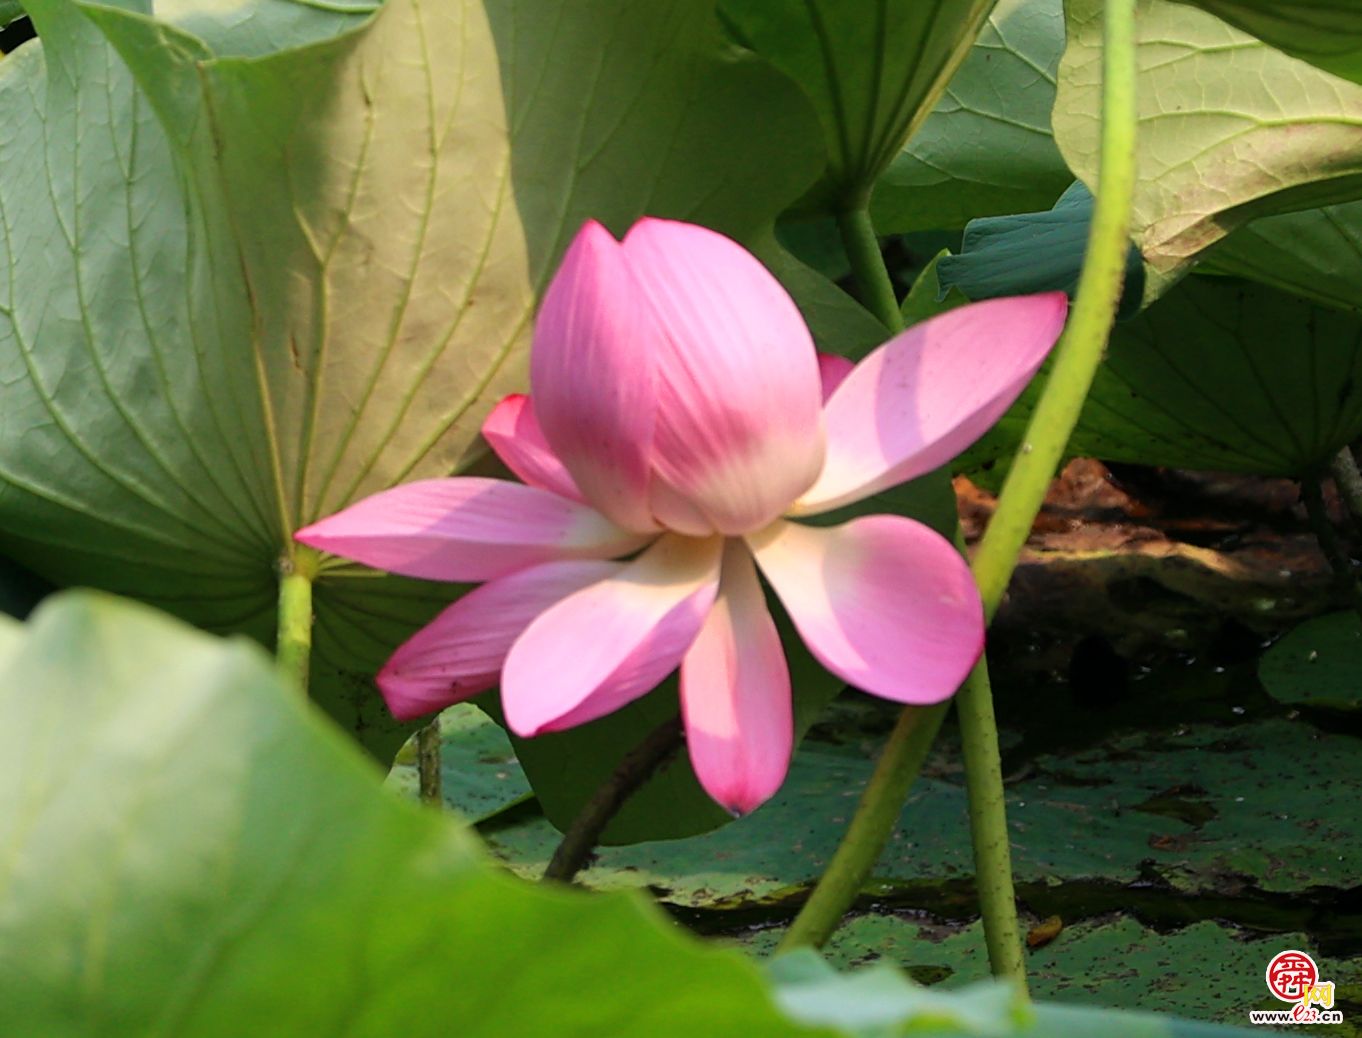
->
[783,209,1020,976]
[953,519,1024,982]
[956,0,1135,976]
[779,0,1137,980]
[417,720,443,806]
[1302,475,1362,621]
[835,207,901,328]
[969,0,1137,618]
[1329,448,1362,540]
[776,699,949,953]
[954,663,1024,977]
[276,546,319,697]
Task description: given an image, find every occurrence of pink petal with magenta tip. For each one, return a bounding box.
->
[482,394,585,502]
[377,560,622,721]
[531,220,659,532]
[794,293,1068,515]
[501,533,723,737]
[622,218,824,535]
[294,478,650,582]
[748,516,983,704]
[681,540,792,816]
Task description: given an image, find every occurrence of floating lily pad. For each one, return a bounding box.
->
[485,739,875,899]
[748,917,1362,1033]
[1261,612,1362,711]
[385,703,532,823]
[485,709,1362,905]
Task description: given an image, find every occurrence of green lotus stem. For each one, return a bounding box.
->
[417,720,443,806]
[836,208,901,328]
[956,0,1135,977]
[1302,474,1362,620]
[1329,447,1362,540]
[779,0,1136,981]
[277,546,319,697]
[544,715,683,883]
[953,653,1025,979]
[788,212,1021,974]
[969,0,1137,617]
[776,699,949,952]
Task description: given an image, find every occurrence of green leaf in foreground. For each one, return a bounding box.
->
[1260,611,1362,711]
[769,951,1029,1035]
[1054,0,1362,293]
[0,592,823,1038]
[0,592,1255,1037]
[1175,0,1362,87]
[871,0,1072,234]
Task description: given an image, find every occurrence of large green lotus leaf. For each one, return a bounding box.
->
[871,0,1073,234]
[1054,0,1362,292]
[966,273,1362,477]
[1176,0,1362,86]
[0,0,827,769]
[718,0,997,212]
[0,590,829,1037]
[0,594,1266,1038]
[0,590,1248,1038]
[1206,201,1362,314]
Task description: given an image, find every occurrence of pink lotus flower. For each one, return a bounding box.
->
[296,218,1067,814]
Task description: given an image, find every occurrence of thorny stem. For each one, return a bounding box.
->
[544,716,683,883]
[277,546,319,697]
[779,0,1138,985]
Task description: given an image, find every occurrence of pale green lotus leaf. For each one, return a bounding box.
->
[1054,0,1362,291]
